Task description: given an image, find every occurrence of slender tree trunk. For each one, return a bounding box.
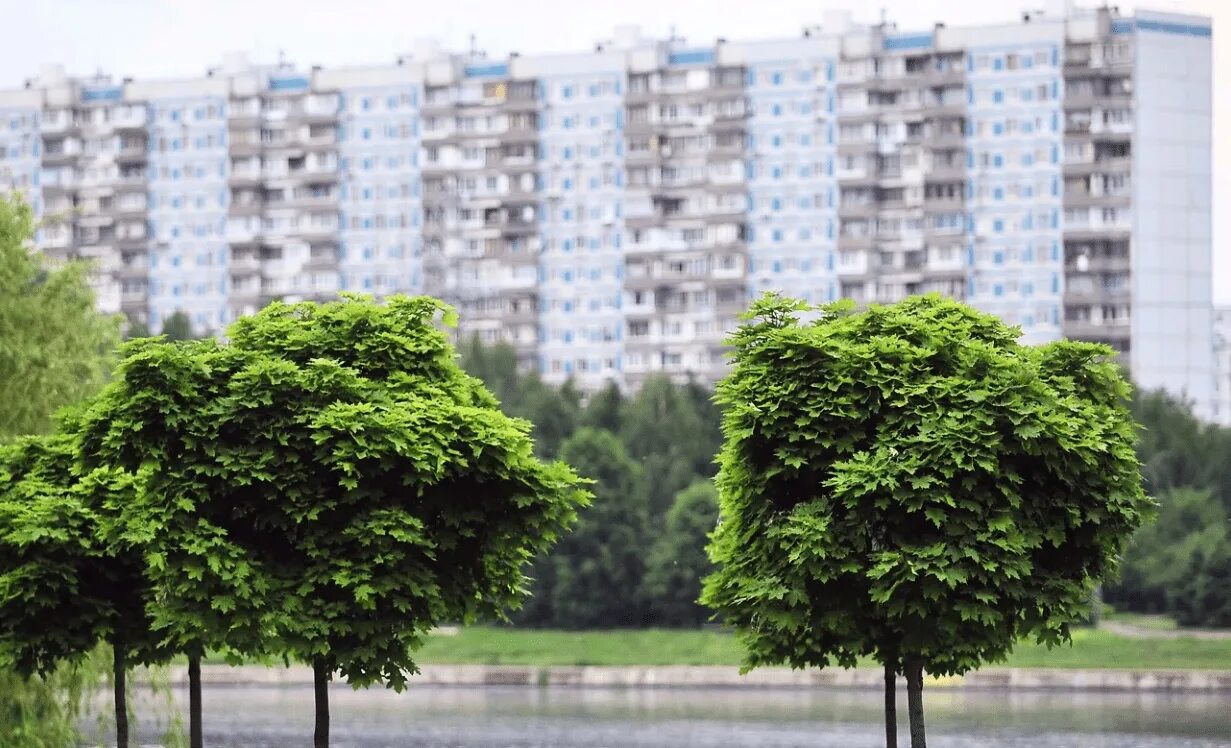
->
[113,643,129,748]
[1089,585,1103,627]
[313,658,330,748]
[884,662,898,748]
[189,652,203,748]
[905,659,926,748]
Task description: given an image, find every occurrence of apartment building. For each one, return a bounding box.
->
[0,6,1214,416]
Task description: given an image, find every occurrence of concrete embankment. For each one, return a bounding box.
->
[157,664,1231,692]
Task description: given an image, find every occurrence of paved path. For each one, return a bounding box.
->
[1102,618,1231,640]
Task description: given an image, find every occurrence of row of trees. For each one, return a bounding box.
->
[0,213,589,748]
[458,338,722,628]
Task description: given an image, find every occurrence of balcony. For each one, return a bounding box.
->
[927,67,965,87]
[420,126,454,142]
[226,222,260,243]
[1063,156,1131,176]
[228,166,262,185]
[229,136,262,156]
[1064,90,1132,111]
[290,220,340,240]
[287,191,338,210]
[303,131,337,147]
[298,103,340,122]
[501,121,538,143]
[113,199,147,218]
[116,142,147,162]
[924,130,965,149]
[114,170,147,186]
[838,202,877,219]
[113,109,148,130]
[229,254,262,273]
[41,228,73,249]
[1061,318,1130,343]
[40,113,75,133]
[286,163,339,181]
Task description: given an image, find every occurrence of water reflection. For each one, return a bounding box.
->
[108,685,1231,747]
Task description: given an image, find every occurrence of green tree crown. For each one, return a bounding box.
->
[703,293,1149,676]
[77,294,589,688]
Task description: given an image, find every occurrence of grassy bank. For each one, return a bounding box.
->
[413,626,1231,671]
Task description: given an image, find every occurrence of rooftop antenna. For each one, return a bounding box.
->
[469,33,479,58]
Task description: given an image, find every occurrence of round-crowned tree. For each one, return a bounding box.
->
[701,294,1148,748]
[78,294,588,748]
[0,433,166,748]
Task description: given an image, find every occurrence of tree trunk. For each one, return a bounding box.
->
[113,643,128,748]
[189,653,203,748]
[884,662,898,748]
[1089,585,1103,627]
[906,659,926,748]
[313,658,330,748]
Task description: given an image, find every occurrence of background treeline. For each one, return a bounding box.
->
[458,338,721,628]
[461,338,1231,630]
[1106,393,1231,626]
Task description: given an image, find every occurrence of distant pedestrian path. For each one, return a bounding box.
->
[1103,615,1231,640]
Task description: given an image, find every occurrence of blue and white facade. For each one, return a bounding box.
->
[965,27,1065,345]
[0,7,1216,418]
[333,72,422,299]
[744,40,838,306]
[0,99,41,213]
[534,53,627,386]
[145,91,230,333]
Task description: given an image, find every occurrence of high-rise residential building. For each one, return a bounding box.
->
[0,6,1214,415]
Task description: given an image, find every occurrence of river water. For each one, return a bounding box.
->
[104,685,1231,747]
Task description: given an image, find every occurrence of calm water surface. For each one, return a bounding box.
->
[107,685,1231,747]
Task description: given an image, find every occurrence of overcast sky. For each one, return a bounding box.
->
[3,0,1224,298]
